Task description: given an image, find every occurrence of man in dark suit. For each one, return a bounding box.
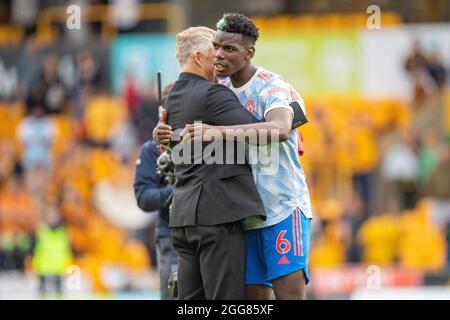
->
[165,26,265,300]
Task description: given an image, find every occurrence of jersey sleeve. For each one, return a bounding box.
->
[259,77,294,119]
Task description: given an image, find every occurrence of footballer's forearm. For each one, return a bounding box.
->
[217,108,292,144]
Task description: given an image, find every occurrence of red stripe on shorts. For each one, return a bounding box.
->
[298,209,303,256]
[292,212,297,256]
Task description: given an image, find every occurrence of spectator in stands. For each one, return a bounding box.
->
[0,163,35,272]
[17,35,44,100]
[123,72,140,125]
[109,115,138,165]
[417,129,440,187]
[0,163,37,234]
[0,141,15,188]
[13,230,32,272]
[0,175,34,274]
[405,40,428,74]
[59,184,90,255]
[404,40,434,106]
[380,130,419,211]
[341,190,365,263]
[350,113,378,216]
[31,201,72,297]
[25,164,50,206]
[75,49,100,91]
[421,138,450,236]
[38,53,69,114]
[0,231,15,271]
[136,82,161,144]
[16,103,57,172]
[427,50,447,91]
[72,49,101,121]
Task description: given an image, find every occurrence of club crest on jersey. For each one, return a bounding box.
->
[257,71,274,83]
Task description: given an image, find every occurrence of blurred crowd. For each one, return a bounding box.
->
[305,39,450,271]
[0,35,160,293]
[0,34,449,294]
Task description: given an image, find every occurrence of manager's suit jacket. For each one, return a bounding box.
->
[166,72,265,227]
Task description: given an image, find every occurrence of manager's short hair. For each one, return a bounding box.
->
[175,26,216,67]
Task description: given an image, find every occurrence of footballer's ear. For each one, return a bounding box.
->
[246,46,255,60]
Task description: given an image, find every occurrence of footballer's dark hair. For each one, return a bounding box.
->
[216,13,259,43]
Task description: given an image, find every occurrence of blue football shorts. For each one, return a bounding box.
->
[245,208,311,286]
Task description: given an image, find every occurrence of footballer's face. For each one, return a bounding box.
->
[213,30,254,77]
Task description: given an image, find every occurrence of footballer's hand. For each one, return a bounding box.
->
[180,123,223,142]
[153,110,173,145]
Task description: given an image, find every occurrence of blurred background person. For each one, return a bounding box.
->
[17,36,44,101]
[71,48,101,128]
[123,72,140,126]
[31,201,72,298]
[136,82,162,144]
[380,129,419,211]
[133,83,176,300]
[427,50,447,92]
[404,40,435,107]
[35,53,69,114]
[133,138,175,299]
[16,102,57,172]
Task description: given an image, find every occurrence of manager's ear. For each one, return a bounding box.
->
[193,51,203,67]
